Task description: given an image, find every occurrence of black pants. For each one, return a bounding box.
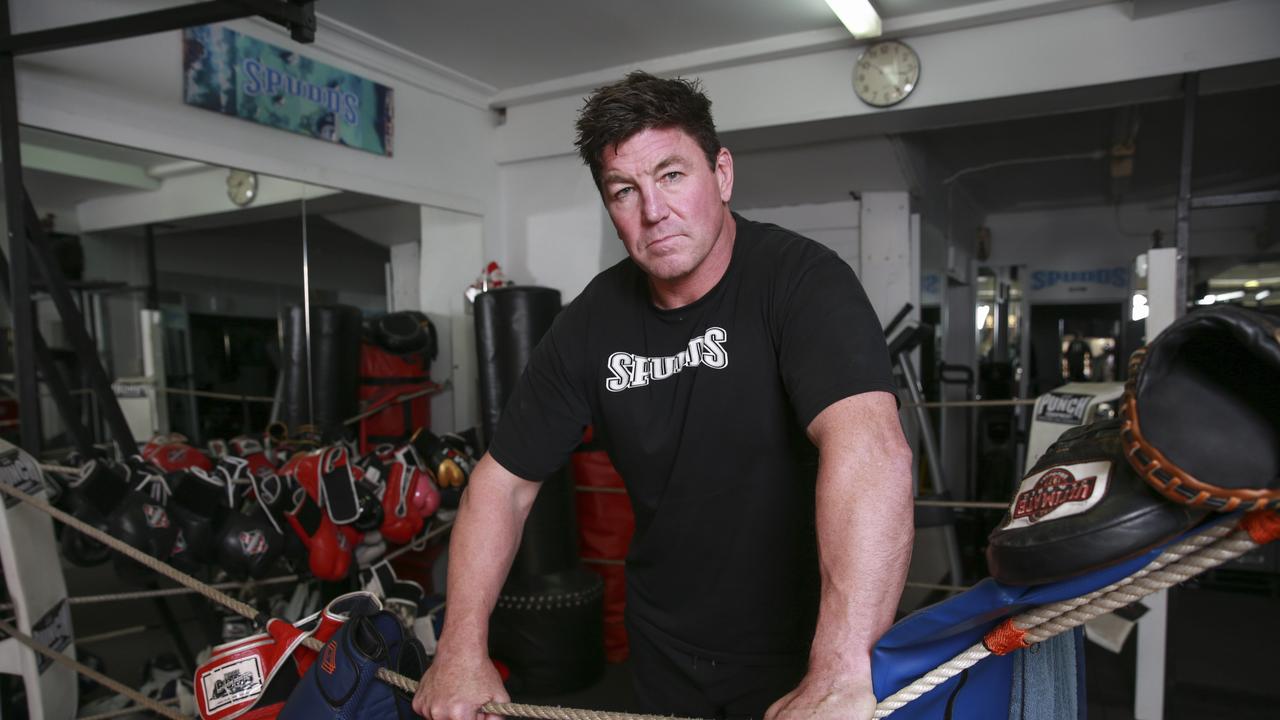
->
[628,624,807,720]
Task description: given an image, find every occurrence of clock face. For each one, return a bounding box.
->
[227,169,258,207]
[853,40,920,108]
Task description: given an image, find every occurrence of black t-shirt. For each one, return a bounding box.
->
[489,214,896,662]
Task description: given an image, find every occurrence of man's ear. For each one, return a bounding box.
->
[715,147,734,203]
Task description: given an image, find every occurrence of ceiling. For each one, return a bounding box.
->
[317,0,999,92]
[905,80,1280,214]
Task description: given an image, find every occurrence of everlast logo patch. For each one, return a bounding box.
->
[1000,460,1111,531]
[606,327,728,392]
[321,642,338,674]
[1013,468,1097,523]
[1037,393,1092,425]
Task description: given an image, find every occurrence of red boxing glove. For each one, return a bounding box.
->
[194,618,312,720]
[379,445,440,545]
[142,433,213,474]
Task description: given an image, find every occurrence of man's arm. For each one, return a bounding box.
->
[412,453,541,720]
[765,390,914,720]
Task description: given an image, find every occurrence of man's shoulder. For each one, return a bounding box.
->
[734,214,841,270]
[561,256,641,319]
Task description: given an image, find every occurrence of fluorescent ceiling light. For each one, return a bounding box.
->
[825,0,882,38]
[1197,295,1216,305]
[1215,290,1245,301]
[1257,289,1272,301]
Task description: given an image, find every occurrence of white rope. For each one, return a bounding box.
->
[872,518,1260,718]
[0,617,187,720]
[0,575,300,612]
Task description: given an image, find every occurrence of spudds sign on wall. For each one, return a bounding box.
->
[182,25,394,156]
[1028,266,1128,302]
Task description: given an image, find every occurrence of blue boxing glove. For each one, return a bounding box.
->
[279,608,426,720]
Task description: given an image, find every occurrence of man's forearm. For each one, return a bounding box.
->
[806,394,915,680]
[809,452,913,678]
[435,454,539,659]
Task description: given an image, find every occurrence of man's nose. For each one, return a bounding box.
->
[641,187,669,224]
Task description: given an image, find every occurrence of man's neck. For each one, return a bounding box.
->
[649,209,737,310]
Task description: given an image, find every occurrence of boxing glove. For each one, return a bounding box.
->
[360,560,425,632]
[229,435,277,484]
[412,430,475,510]
[142,434,214,473]
[378,445,440,545]
[168,467,233,565]
[108,485,182,586]
[194,616,315,720]
[216,507,286,581]
[57,461,121,566]
[285,493,361,582]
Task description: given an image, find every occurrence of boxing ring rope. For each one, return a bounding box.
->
[2,477,1277,720]
[0,616,185,720]
[901,398,1039,409]
[0,574,300,612]
[873,511,1280,718]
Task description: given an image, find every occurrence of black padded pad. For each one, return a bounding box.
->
[1136,307,1280,492]
[986,420,1206,586]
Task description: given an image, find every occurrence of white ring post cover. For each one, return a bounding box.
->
[0,439,77,719]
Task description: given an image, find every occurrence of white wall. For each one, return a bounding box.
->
[12,1,497,217]
[496,154,618,302]
[494,0,1280,164]
[419,206,484,434]
[739,200,861,273]
[985,201,1271,296]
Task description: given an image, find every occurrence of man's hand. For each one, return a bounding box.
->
[412,649,510,720]
[763,669,876,720]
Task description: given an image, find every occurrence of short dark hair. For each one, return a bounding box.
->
[574,71,721,188]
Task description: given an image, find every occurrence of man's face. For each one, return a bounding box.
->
[599,126,734,283]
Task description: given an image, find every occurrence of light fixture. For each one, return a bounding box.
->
[976,304,991,331]
[1257,289,1272,301]
[1197,294,1216,306]
[1244,279,1260,288]
[1131,293,1149,322]
[825,0,882,38]
[1215,290,1245,302]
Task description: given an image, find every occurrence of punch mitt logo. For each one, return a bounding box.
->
[1001,460,1111,530]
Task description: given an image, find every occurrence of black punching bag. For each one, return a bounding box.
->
[473,286,577,578]
[474,286,603,694]
[281,304,362,441]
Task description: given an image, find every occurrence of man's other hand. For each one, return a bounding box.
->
[412,650,510,720]
[763,670,876,720]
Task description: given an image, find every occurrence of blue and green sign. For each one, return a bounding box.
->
[183,25,394,156]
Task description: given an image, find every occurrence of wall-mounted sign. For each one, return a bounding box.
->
[1028,266,1128,303]
[183,25,394,156]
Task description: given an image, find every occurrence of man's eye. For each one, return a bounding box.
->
[662,171,682,182]
[613,187,633,200]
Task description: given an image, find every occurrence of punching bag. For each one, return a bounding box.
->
[474,286,603,692]
[473,286,578,578]
[281,304,363,441]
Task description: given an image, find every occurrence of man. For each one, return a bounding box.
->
[414,71,913,720]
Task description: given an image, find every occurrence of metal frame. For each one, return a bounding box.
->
[1173,73,1197,320]
[0,0,314,456]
